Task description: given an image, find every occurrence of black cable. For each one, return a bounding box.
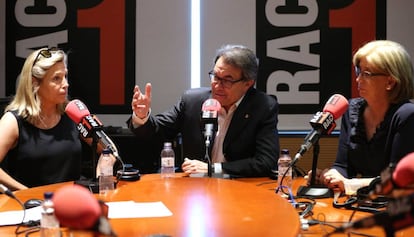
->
[295,200,315,218]
[15,225,40,237]
[256,180,278,186]
[323,197,383,237]
[348,207,358,224]
[14,206,40,236]
[300,206,379,237]
[16,199,26,225]
[0,185,42,236]
[114,152,126,184]
[276,162,298,196]
[300,213,346,236]
[0,185,32,229]
[279,195,316,225]
[293,165,307,177]
[332,192,384,214]
[323,228,378,237]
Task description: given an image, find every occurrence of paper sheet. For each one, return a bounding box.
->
[0,201,172,226]
[106,201,172,218]
[0,206,42,226]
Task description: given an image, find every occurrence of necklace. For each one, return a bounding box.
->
[37,114,61,129]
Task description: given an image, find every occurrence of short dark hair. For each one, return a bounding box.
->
[214,44,259,81]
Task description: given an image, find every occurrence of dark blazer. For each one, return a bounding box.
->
[129,87,280,177]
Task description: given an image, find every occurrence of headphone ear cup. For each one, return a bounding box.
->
[356,184,389,209]
[368,176,382,192]
[356,176,382,200]
[356,185,371,200]
[117,164,140,181]
[333,195,358,208]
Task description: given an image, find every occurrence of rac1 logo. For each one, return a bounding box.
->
[77,123,89,138]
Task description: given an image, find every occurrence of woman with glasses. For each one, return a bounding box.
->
[0,48,85,190]
[314,40,414,194]
[129,44,279,177]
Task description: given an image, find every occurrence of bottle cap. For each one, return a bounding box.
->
[281,149,289,155]
[44,191,53,199]
[164,142,172,148]
[102,148,112,155]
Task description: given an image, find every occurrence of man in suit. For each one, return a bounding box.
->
[128,44,279,177]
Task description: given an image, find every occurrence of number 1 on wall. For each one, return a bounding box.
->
[78,0,125,105]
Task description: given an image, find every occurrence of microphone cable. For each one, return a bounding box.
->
[100,144,127,184]
[0,185,29,226]
[292,197,316,219]
[275,160,298,196]
[100,134,126,181]
[203,135,213,177]
[113,151,126,184]
[0,184,41,236]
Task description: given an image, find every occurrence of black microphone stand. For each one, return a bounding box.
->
[296,140,333,198]
[310,141,320,185]
[194,120,229,179]
[188,137,215,178]
[91,135,98,179]
[205,138,213,177]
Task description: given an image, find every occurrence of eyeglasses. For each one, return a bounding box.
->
[32,47,59,69]
[355,66,388,79]
[208,71,245,89]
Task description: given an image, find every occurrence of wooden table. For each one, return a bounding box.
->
[238,176,414,237]
[0,173,300,237]
[2,174,414,237]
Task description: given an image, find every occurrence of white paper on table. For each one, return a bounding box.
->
[0,206,42,226]
[106,201,172,218]
[0,201,172,225]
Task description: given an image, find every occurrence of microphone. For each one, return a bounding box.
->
[53,184,117,236]
[0,184,16,199]
[201,98,221,143]
[392,152,414,188]
[294,94,348,199]
[369,152,414,199]
[200,98,221,177]
[293,94,349,163]
[333,193,414,236]
[65,99,121,160]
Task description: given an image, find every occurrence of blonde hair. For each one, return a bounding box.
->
[5,48,68,124]
[353,40,414,103]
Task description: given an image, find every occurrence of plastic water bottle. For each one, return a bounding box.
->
[278,149,292,194]
[40,192,60,237]
[160,142,175,178]
[98,148,114,195]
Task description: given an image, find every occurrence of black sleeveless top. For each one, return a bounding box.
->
[4,111,82,187]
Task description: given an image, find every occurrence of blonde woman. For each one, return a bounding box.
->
[0,48,84,190]
[314,40,414,194]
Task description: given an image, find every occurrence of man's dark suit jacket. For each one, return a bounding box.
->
[129,87,280,177]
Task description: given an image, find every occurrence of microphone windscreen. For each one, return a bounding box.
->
[53,184,101,229]
[202,98,221,112]
[65,99,90,123]
[323,94,349,120]
[392,152,414,188]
